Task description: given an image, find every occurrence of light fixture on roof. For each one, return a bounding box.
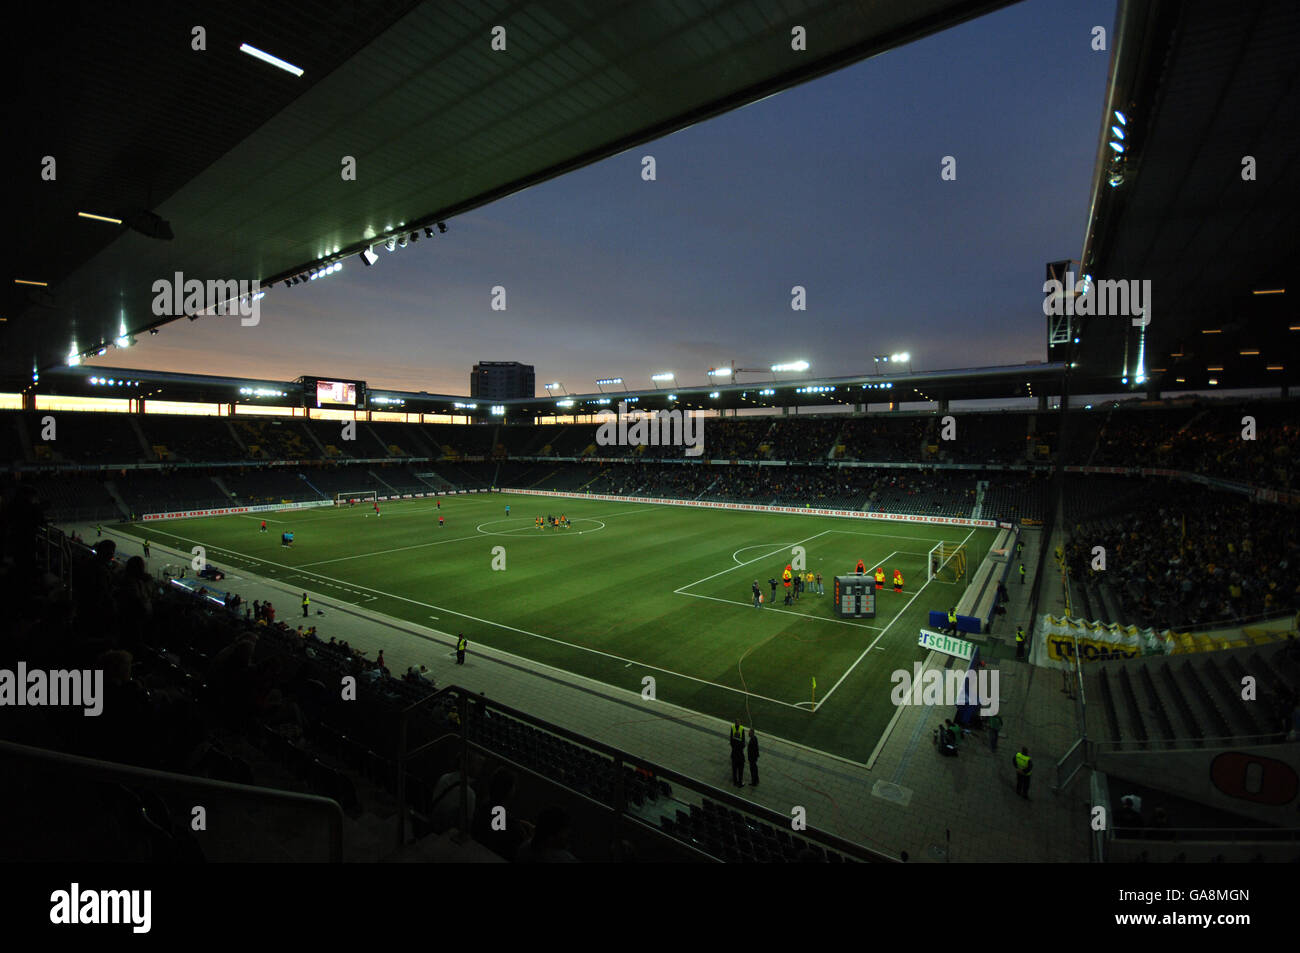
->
[424,227,435,238]
[1108,141,1124,154]
[1113,109,1127,126]
[385,238,396,252]
[360,247,378,267]
[437,222,447,233]
[238,43,304,77]
[122,208,174,240]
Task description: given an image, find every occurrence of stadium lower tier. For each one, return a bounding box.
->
[15,460,1050,524]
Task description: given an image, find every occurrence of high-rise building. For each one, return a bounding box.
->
[470,361,535,400]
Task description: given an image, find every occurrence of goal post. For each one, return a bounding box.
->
[335,490,378,506]
[927,541,967,584]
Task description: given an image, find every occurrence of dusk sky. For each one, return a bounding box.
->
[87,0,1116,397]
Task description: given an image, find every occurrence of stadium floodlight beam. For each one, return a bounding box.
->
[770,361,810,373]
[594,377,625,393]
[707,367,732,378]
[650,372,674,388]
[238,43,304,77]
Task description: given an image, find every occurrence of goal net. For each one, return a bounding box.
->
[927,541,967,584]
[336,490,378,506]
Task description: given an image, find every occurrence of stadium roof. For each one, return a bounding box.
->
[33,360,1066,417]
[1069,0,1299,394]
[5,0,1017,378]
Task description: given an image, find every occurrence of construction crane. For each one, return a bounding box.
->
[706,360,788,384]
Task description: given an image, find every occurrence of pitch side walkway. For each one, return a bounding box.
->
[94,522,1088,862]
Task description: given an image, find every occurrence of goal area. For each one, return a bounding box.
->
[928,541,967,584]
[336,490,378,506]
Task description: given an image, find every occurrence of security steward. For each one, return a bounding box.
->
[1016,625,1026,660]
[456,634,467,665]
[301,592,310,617]
[729,721,746,786]
[1014,747,1033,798]
[947,607,959,635]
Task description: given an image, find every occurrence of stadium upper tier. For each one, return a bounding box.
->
[2,401,1294,492]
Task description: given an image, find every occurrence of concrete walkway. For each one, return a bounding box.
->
[92,521,1089,862]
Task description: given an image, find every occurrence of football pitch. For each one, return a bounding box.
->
[119,493,995,763]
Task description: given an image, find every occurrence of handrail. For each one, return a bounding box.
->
[0,738,345,862]
[1093,732,1287,752]
[1107,826,1300,843]
[427,686,896,863]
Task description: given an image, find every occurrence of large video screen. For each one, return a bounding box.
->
[316,380,358,406]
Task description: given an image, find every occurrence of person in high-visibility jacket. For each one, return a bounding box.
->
[729,722,746,786]
[947,608,958,635]
[456,634,467,665]
[892,569,904,594]
[874,567,885,590]
[1016,625,1026,660]
[1014,747,1033,798]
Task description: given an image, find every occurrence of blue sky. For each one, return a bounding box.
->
[102,0,1117,397]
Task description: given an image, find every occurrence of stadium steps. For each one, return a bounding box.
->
[128,417,154,459]
[362,424,393,457]
[1178,660,1233,741]
[368,470,400,495]
[1200,654,1269,736]
[1157,663,1203,744]
[211,475,234,501]
[1138,665,1177,746]
[224,419,250,456]
[526,467,559,489]
[100,480,134,520]
[11,413,33,463]
[299,421,330,458]
[1095,582,1123,626]
[1116,668,1148,746]
[1095,669,1122,741]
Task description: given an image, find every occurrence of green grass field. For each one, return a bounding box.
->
[118,493,994,763]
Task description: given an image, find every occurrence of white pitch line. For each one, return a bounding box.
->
[813,527,977,710]
[674,530,832,593]
[138,525,810,711]
[677,591,886,631]
[297,532,486,567]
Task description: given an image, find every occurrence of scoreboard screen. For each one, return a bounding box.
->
[317,380,358,406]
[299,377,367,408]
[833,575,876,618]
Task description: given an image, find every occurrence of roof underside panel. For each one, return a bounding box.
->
[5,0,1014,376]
